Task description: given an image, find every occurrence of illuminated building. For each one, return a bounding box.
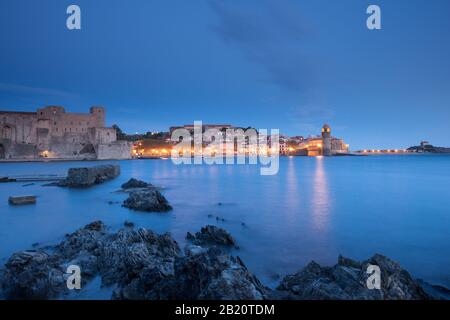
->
[297,124,349,156]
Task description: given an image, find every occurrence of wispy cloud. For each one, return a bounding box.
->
[208,0,311,92]
[0,82,77,99]
[289,104,335,134]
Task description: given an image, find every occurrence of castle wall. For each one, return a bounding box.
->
[1,112,39,144]
[0,106,131,160]
[97,141,132,160]
[0,139,37,159]
[89,127,117,144]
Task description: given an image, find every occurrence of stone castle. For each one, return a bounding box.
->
[0,106,131,160]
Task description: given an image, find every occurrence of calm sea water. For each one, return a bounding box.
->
[1,155,450,298]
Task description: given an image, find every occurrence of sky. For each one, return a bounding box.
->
[0,0,449,149]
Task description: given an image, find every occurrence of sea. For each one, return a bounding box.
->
[1,154,449,299]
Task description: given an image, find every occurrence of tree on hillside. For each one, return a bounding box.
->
[112,124,126,140]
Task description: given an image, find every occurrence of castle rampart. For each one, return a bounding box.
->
[0,106,131,160]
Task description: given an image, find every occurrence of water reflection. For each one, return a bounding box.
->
[285,157,300,219]
[311,157,331,232]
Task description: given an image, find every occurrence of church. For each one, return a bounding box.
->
[297,124,349,156]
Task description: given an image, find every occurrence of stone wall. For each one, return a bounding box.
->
[97,141,132,160]
[0,106,131,160]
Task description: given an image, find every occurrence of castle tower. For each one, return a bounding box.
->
[90,106,105,127]
[322,124,332,156]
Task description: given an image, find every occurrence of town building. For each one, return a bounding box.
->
[296,124,349,156]
[0,106,131,160]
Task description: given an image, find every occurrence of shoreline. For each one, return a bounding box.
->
[0,158,136,164]
[1,152,447,164]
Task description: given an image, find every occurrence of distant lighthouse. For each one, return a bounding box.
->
[322,124,332,156]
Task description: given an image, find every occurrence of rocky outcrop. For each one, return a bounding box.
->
[121,178,152,190]
[0,250,66,299]
[58,165,120,187]
[123,190,172,212]
[113,247,267,300]
[0,222,266,300]
[274,254,431,300]
[0,221,106,299]
[186,225,236,248]
[0,222,445,300]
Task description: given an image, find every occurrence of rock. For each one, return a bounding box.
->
[124,221,134,228]
[417,279,450,300]
[99,227,181,287]
[56,221,106,258]
[41,181,61,187]
[0,221,181,300]
[58,165,120,188]
[184,244,207,257]
[186,225,236,248]
[275,254,431,300]
[186,232,195,241]
[0,222,443,301]
[8,195,36,205]
[114,247,268,300]
[338,255,361,269]
[121,178,152,190]
[0,250,65,299]
[123,190,172,212]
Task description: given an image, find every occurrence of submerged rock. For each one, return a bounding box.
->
[274,254,431,300]
[58,165,120,188]
[121,178,152,190]
[186,225,236,248]
[123,190,172,212]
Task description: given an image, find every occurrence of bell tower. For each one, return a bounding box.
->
[322,124,332,156]
[322,124,331,138]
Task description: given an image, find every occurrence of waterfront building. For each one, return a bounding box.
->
[169,124,233,136]
[0,106,131,160]
[297,124,349,156]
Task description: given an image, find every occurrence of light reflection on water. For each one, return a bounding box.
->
[311,156,330,233]
[1,155,450,295]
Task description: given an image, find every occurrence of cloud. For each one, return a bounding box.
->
[0,83,77,99]
[289,104,336,134]
[208,0,311,92]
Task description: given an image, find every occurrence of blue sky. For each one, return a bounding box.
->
[1,0,449,149]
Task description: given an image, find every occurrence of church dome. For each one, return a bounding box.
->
[323,124,330,129]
